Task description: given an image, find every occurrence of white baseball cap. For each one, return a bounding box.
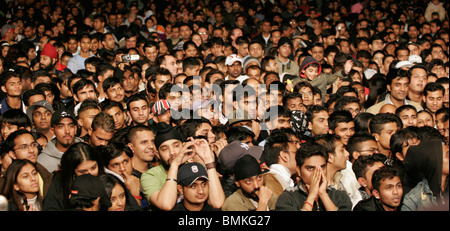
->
[225,54,243,66]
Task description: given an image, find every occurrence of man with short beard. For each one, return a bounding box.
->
[222,154,278,211]
[37,109,84,173]
[39,43,58,73]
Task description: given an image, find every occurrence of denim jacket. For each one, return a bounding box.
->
[401,178,436,211]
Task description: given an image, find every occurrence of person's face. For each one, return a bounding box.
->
[125,36,137,49]
[181,179,209,205]
[128,130,156,163]
[424,90,444,113]
[33,107,52,130]
[13,163,40,198]
[388,77,409,102]
[89,127,114,147]
[354,140,380,161]
[363,161,384,192]
[53,118,77,148]
[227,61,242,78]
[343,102,361,118]
[104,106,125,130]
[180,25,192,40]
[286,97,306,112]
[144,46,158,62]
[108,183,126,211]
[237,43,249,57]
[278,44,292,58]
[309,111,329,136]
[303,66,319,81]
[75,85,97,103]
[299,155,327,185]
[108,151,133,177]
[1,123,18,141]
[417,112,434,127]
[194,123,215,144]
[103,34,116,50]
[442,83,449,105]
[398,109,417,128]
[78,108,100,132]
[249,43,264,59]
[310,46,324,62]
[23,26,35,39]
[246,69,261,81]
[185,44,198,57]
[122,70,139,93]
[333,122,355,145]
[373,176,403,211]
[74,160,99,176]
[157,139,183,166]
[152,74,172,94]
[2,77,22,97]
[106,83,125,102]
[298,87,314,106]
[161,56,178,76]
[128,99,150,125]
[330,140,349,170]
[79,37,91,53]
[12,134,38,163]
[375,122,399,151]
[396,49,409,61]
[236,174,264,200]
[409,68,427,93]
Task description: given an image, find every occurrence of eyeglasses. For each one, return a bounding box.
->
[14,142,39,152]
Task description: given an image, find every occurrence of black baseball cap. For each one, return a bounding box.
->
[69,174,112,208]
[51,109,76,126]
[177,162,209,186]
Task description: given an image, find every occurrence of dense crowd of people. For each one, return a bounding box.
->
[0,0,448,212]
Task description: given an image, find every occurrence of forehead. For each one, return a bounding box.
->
[15,133,34,143]
[159,139,181,148]
[302,155,327,167]
[129,99,148,107]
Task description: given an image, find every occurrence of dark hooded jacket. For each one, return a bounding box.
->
[403,139,449,204]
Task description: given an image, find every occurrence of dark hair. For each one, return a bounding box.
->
[1,159,43,211]
[352,154,386,179]
[369,113,402,135]
[423,82,445,96]
[226,126,255,144]
[346,132,377,161]
[296,140,328,168]
[372,165,401,192]
[395,105,417,118]
[72,78,97,96]
[305,105,328,124]
[102,77,123,92]
[314,133,340,155]
[3,129,34,153]
[334,96,360,113]
[328,110,353,131]
[100,142,133,167]
[354,112,374,133]
[0,109,32,130]
[59,142,105,209]
[127,124,155,143]
[99,173,139,211]
[389,126,419,160]
[91,112,115,133]
[178,118,211,140]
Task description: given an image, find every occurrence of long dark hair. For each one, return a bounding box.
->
[1,159,43,211]
[59,142,105,209]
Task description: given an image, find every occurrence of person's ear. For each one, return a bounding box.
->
[395,152,405,162]
[177,185,184,195]
[357,177,367,188]
[372,189,380,199]
[352,151,360,162]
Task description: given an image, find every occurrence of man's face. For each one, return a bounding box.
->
[181,179,209,206]
[299,155,327,185]
[424,90,444,113]
[108,151,133,178]
[103,34,116,50]
[79,37,92,53]
[388,77,409,102]
[374,122,399,151]
[311,46,324,62]
[353,140,380,161]
[237,95,257,119]
[161,55,178,76]
[128,99,150,125]
[2,77,23,97]
[331,140,350,170]
[343,102,361,118]
[12,134,38,163]
[227,61,242,78]
[104,106,126,130]
[332,122,355,145]
[373,176,403,210]
[278,44,292,58]
[309,111,329,136]
[396,49,409,61]
[398,109,417,128]
[53,118,77,148]
[78,108,100,132]
[75,85,97,103]
[249,43,264,59]
[298,87,314,106]
[128,130,156,163]
[409,68,427,93]
[33,107,52,130]
[180,25,192,41]
[122,70,139,94]
[286,97,306,112]
[152,74,172,94]
[194,123,216,144]
[236,174,264,200]
[24,26,36,39]
[157,139,183,167]
[126,36,137,49]
[237,43,249,57]
[106,83,125,102]
[145,46,158,62]
[89,127,114,147]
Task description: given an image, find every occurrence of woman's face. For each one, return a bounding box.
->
[108,183,126,211]
[14,163,40,199]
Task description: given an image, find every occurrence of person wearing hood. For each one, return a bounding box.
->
[401,139,449,211]
[293,55,351,103]
[424,0,446,22]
